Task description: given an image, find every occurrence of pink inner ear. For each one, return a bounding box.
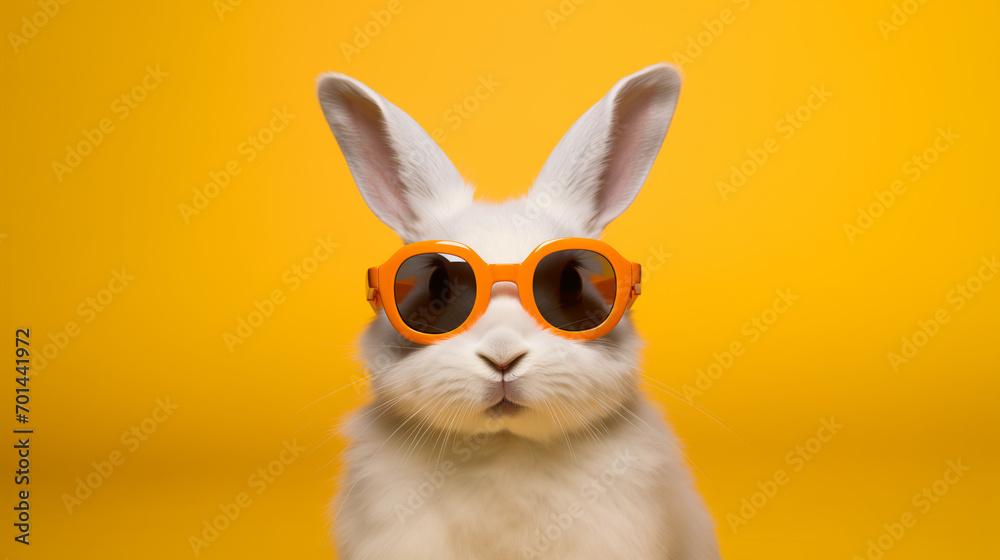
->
[601,136,641,217]
[341,92,410,227]
[597,85,662,221]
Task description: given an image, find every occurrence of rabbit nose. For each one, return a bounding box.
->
[477,351,527,376]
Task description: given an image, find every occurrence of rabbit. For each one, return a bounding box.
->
[316,62,722,560]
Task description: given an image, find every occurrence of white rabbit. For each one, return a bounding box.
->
[317,63,721,560]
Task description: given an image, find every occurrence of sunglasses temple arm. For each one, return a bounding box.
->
[626,262,642,309]
[366,266,384,312]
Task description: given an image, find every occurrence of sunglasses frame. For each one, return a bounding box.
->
[366,237,642,345]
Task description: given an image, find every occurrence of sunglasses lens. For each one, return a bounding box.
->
[533,249,616,332]
[394,253,477,335]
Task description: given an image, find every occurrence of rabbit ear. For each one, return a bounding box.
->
[530,63,681,237]
[317,73,472,241]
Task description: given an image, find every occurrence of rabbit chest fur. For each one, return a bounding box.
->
[335,396,718,559]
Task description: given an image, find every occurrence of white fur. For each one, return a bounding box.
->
[317,63,721,559]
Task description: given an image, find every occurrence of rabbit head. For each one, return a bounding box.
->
[318,64,681,442]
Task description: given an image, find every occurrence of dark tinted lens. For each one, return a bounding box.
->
[395,253,477,335]
[532,249,615,332]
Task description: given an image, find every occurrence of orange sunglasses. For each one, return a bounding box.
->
[366,238,641,345]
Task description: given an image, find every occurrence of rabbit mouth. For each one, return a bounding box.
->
[487,397,525,418]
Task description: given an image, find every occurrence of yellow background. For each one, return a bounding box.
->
[2,0,998,558]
